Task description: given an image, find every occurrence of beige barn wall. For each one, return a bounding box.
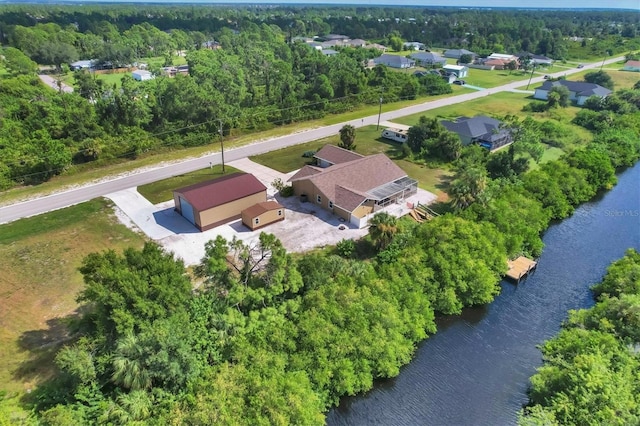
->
[197,191,266,230]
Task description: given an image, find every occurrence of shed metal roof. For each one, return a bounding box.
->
[174,173,266,212]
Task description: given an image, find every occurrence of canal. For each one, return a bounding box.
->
[327,163,640,426]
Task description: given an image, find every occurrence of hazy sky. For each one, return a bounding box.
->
[53,0,640,9]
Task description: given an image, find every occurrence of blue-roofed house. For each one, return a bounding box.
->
[373,54,416,69]
[441,116,513,151]
[533,80,612,106]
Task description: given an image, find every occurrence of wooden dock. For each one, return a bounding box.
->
[506,256,537,283]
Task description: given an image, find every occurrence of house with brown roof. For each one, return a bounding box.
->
[173,173,267,231]
[622,60,640,72]
[242,201,285,231]
[313,145,364,168]
[288,146,418,228]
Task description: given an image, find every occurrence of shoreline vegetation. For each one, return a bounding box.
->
[1,4,640,424]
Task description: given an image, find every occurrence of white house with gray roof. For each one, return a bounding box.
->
[441,116,513,151]
[534,80,612,106]
[408,52,447,67]
[373,54,416,69]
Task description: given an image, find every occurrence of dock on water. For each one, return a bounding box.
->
[506,256,537,283]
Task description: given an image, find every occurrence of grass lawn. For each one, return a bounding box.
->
[392,92,532,125]
[463,69,531,88]
[250,125,452,195]
[137,165,240,204]
[0,198,146,398]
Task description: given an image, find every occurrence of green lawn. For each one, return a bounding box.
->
[137,165,240,204]
[0,199,145,399]
[250,125,452,195]
[463,68,531,88]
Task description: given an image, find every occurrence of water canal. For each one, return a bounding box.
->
[327,163,640,426]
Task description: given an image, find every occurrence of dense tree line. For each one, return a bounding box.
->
[0,18,453,189]
[519,249,640,426]
[25,86,640,423]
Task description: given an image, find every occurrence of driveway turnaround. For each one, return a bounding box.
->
[106,161,437,265]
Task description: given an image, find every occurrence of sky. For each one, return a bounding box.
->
[18,0,639,9]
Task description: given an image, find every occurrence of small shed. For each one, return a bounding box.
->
[381,127,409,143]
[242,201,285,230]
[132,70,154,81]
[173,173,267,231]
[443,64,469,78]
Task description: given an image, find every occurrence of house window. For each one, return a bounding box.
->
[254,218,260,225]
[278,210,282,216]
[329,201,334,209]
[317,195,322,204]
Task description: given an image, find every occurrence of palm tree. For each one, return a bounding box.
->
[368,212,398,250]
[111,333,152,391]
[448,167,487,210]
[338,124,357,151]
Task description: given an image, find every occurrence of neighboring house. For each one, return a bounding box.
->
[70,60,97,71]
[443,48,477,60]
[347,38,367,48]
[324,34,350,42]
[366,43,388,52]
[307,41,324,51]
[516,52,553,66]
[408,52,447,67]
[373,54,416,69]
[321,49,339,57]
[132,70,154,81]
[288,146,418,228]
[482,59,509,70]
[441,115,513,151]
[173,173,267,231]
[488,53,519,63]
[533,80,612,106]
[443,64,469,78]
[381,127,409,143]
[403,41,425,51]
[241,201,285,231]
[622,60,640,72]
[202,40,221,50]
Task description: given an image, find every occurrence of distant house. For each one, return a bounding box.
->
[202,40,221,50]
[408,52,446,67]
[488,53,519,63]
[622,60,640,72]
[516,52,553,66]
[173,173,267,231]
[324,34,350,42]
[381,127,409,143]
[443,64,469,78]
[403,41,425,51]
[443,48,477,60]
[70,60,97,71]
[441,116,513,151]
[321,49,339,57]
[366,43,388,52]
[533,80,612,106]
[288,146,418,228]
[347,38,367,48]
[241,201,285,231]
[373,54,415,69]
[132,70,154,81]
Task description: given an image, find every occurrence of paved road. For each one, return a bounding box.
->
[0,57,623,224]
[38,74,74,93]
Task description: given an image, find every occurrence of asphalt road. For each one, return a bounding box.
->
[0,57,622,225]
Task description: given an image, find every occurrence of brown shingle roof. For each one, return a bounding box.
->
[289,165,323,181]
[293,154,407,211]
[314,145,363,166]
[174,173,266,211]
[242,201,283,217]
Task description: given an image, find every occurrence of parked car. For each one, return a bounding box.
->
[453,79,466,85]
[577,64,584,68]
[543,75,551,79]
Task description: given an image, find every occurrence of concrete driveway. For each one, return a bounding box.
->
[106,159,436,266]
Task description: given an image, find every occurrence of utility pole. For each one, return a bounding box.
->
[376,87,384,130]
[525,63,536,90]
[218,119,225,173]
